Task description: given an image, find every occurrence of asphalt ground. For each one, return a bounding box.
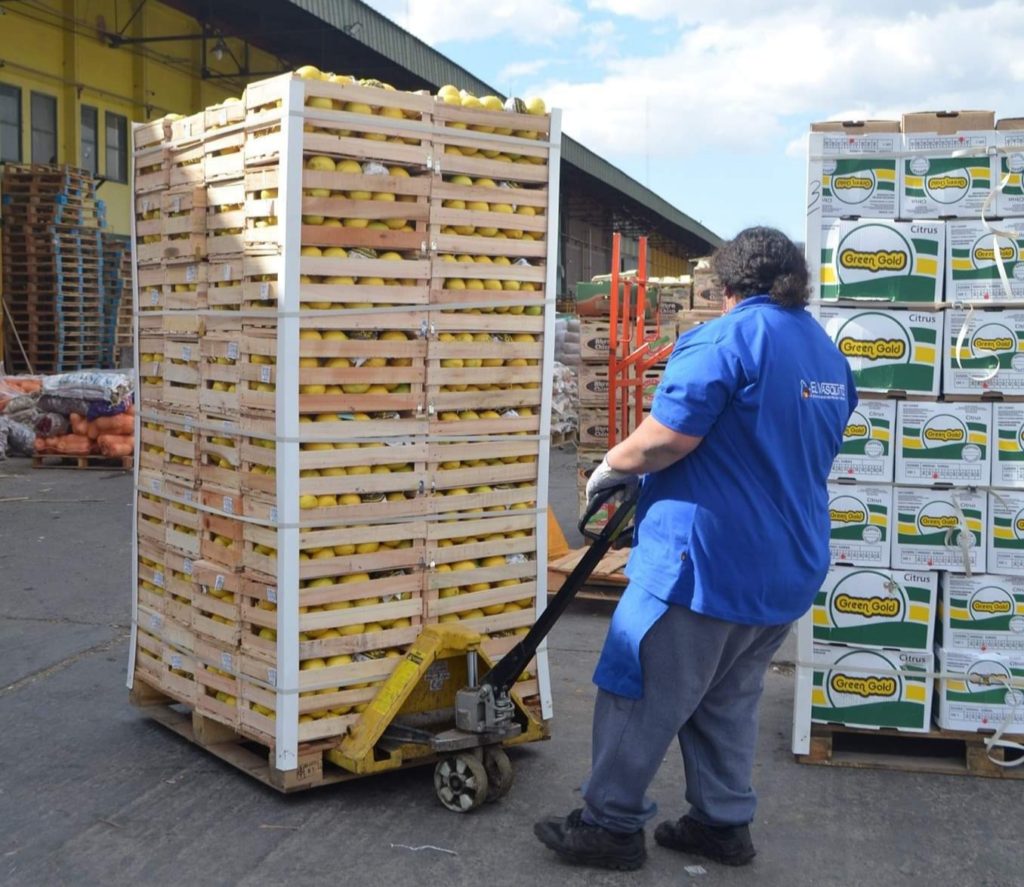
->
[0,447,1020,886]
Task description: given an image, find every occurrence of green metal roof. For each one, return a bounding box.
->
[285,0,721,251]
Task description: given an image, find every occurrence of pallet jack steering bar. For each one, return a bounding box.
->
[454,484,639,734]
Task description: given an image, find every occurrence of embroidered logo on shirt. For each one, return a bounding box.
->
[801,379,847,401]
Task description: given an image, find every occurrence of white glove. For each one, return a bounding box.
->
[585,456,639,511]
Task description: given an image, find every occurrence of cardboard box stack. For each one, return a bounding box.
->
[129,72,558,775]
[806,111,1024,737]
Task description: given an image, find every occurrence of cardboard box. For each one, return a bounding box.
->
[578,363,610,406]
[940,573,1024,652]
[993,403,1024,488]
[827,483,893,567]
[809,120,901,219]
[943,308,1024,397]
[820,219,944,303]
[935,646,1024,734]
[691,259,725,309]
[996,118,1024,218]
[900,111,997,219]
[819,306,942,396]
[813,566,937,651]
[578,405,649,448]
[987,489,1024,577]
[579,318,661,363]
[894,401,992,486]
[810,642,933,732]
[946,219,1024,303]
[830,399,896,482]
[673,310,720,339]
[892,487,986,572]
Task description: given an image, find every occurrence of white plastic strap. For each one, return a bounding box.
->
[954,303,1001,383]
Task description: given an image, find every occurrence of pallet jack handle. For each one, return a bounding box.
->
[478,484,639,695]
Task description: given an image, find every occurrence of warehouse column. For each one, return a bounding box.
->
[61,0,79,165]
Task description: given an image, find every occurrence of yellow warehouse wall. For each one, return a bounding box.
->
[0,0,279,235]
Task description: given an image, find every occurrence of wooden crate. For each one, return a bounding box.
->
[132,71,560,780]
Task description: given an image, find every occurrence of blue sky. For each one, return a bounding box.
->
[361,0,1024,244]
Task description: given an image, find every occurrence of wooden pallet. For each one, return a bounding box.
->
[129,680,363,792]
[547,544,630,601]
[796,723,1024,780]
[32,453,134,471]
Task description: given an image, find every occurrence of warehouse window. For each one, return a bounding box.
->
[31,92,57,164]
[0,83,22,163]
[81,105,98,175]
[105,111,128,182]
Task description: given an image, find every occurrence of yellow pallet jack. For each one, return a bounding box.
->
[330,486,637,811]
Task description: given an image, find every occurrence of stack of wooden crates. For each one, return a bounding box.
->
[129,73,559,783]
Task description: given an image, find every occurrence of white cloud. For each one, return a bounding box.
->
[537,2,1024,161]
[367,0,581,45]
[586,0,675,19]
[499,59,552,82]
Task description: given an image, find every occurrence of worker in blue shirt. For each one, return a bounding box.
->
[535,227,857,871]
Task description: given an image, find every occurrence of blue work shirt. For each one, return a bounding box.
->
[594,295,857,698]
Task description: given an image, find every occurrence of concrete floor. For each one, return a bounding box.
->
[0,450,1020,887]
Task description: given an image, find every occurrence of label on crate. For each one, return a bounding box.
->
[820,219,944,303]
[227,342,239,360]
[987,490,1024,577]
[182,345,193,361]
[150,288,160,305]
[813,567,937,651]
[214,574,226,592]
[947,220,1024,302]
[811,129,901,219]
[901,131,997,219]
[993,403,1024,488]
[153,571,165,588]
[830,399,895,482]
[892,487,986,572]
[149,613,162,631]
[259,282,271,300]
[935,645,1024,732]
[220,652,234,673]
[149,477,161,494]
[222,263,235,281]
[170,654,183,669]
[268,667,278,686]
[818,307,941,395]
[827,482,892,567]
[266,587,277,603]
[259,366,272,384]
[269,507,278,524]
[810,643,933,732]
[183,558,193,575]
[944,308,1024,396]
[895,401,992,486]
[222,496,234,515]
[940,573,1024,651]
[185,264,198,283]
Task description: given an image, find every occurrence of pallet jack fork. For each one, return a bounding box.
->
[332,486,638,812]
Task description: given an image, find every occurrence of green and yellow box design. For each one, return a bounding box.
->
[830,399,895,482]
[940,574,1024,652]
[987,490,1024,577]
[810,130,900,219]
[996,126,1024,218]
[820,307,941,395]
[935,646,1024,734]
[944,308,1024,397]
[827,483,892,567]
[810,643,933,732]
[946,220,1024,302]
[993,403,1024,488]
[895,401,992,486]
[820,220,943,303]
[893,487,986,572]
[814,566,936,650]
[901,132,996,219]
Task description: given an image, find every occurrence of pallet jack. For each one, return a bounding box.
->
[330,485,638,811]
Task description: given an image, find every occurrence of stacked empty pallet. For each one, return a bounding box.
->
[1,164,112,373]
[129,73,560,787]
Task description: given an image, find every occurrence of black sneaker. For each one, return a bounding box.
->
[654,814,756,866]
[534,808,647,871]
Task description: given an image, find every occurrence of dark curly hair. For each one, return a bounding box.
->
[711,227,809,308]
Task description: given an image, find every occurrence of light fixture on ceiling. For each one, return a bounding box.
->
[212,36,228,62]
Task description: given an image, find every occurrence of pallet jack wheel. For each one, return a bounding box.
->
[434,752,489,812]
[483,746,514,802]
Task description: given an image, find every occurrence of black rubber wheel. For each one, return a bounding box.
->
[434,752,489,812]
[483,746,514,802]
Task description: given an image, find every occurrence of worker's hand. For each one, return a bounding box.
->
[585,456,639,510]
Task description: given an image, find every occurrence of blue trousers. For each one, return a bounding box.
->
[582,604,791,833]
